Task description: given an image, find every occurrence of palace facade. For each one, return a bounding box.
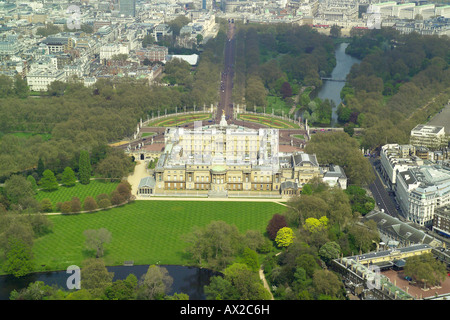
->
[137,114,345,198]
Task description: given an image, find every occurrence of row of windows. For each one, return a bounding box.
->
[164,183,278,191]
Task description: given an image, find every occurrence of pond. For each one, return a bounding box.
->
[315,42,361,126]
[0,264,220,300]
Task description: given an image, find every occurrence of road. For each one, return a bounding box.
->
[217,21,236,122]
[116,21,308,151]
[368,157,402,219]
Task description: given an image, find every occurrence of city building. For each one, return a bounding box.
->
[26,68,65,91]
[433,205,450,238]
[119,0,136,17]
[365,210,442,248]
[137,113,344,198]
[322,164,347,189]
[135,45,168,62]
[410,124,447,150]
[396,165,450,227]
[380,144,423,189]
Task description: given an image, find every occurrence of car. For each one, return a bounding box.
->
[405,276,412,281]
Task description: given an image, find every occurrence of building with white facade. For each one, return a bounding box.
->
[137,113,345,198]
[410,124,447,150]
[26,68,65,91]
[380,144,423,189]
[396,164,450,227]
[99,43,130,61]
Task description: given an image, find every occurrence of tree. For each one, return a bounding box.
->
[137,265,173,300]
[4,237,34,278]
[27,175,38,193]
[97,198,111,209]
[280,81,293,99]
[78,150,91,185]
[4,175,35,204]
[330,25,341,38]
[318,242,341,265]
[83,228,112,258]
[266,214,287,240]
[110,189,125,206]
[303,216,329,234]
[81,258,114,297]
[61,167,77,187]
[36,158,45,178]
[116,181,132,201]
[70,197,82,213]
[312,269,344,299]
[83,196,98,212]
[95,153,133,181]
[104,274,138,300]
[14,74,29,99]
[238,247,260,273]
[404,253,447,289]
[39,169,59,192]
[183,221,244,270]
[48,80,67,96]
[205,263,271,300]
[275,227,295,249]
[40,198,53,213]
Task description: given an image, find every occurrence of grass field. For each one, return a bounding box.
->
[9,132,52,141]
[35,180,120,211]
[28,200,285,273]
[237,114,300,129]
[147,113,212,127]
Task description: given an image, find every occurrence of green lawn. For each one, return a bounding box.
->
[35,180,119,211]
[29,200,284,273]
[9,132,52,141]
[147,113,212,127]
[237,113,300,129]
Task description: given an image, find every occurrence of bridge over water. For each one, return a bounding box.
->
[321,77,346,82]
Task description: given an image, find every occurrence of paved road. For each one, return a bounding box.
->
[368,158,402,219]
[427,103,450,134]
[217,21,236,122]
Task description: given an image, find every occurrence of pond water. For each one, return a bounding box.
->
[0,264,220,300]
[315,42,361,126]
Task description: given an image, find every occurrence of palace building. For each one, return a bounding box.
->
[137,113,345,198]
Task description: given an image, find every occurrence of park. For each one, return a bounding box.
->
[31,199,285,273]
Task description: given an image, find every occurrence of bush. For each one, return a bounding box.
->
[98,198,111,209]
[83,196,98,212]
[40,198,53,213]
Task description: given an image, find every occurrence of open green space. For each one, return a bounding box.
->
[237,113,300,129]
[35,180,119,211]
[141,132,156,137]
[30,200,284,273]
[9,132,52,141]
[147,113,212,127]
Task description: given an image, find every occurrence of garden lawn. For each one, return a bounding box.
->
[35,180,119,211]
[30,200,284,273]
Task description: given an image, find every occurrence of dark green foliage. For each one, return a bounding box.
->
[61,167,76,187]
[4,237,34,278]
[39,170,59,192]
[78,151,91,185]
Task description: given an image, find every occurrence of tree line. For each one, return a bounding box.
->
[9,259,189,300]
[339,28,450,150]
[232,23,336,122]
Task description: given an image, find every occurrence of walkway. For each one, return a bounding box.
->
[127,160,148,196]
